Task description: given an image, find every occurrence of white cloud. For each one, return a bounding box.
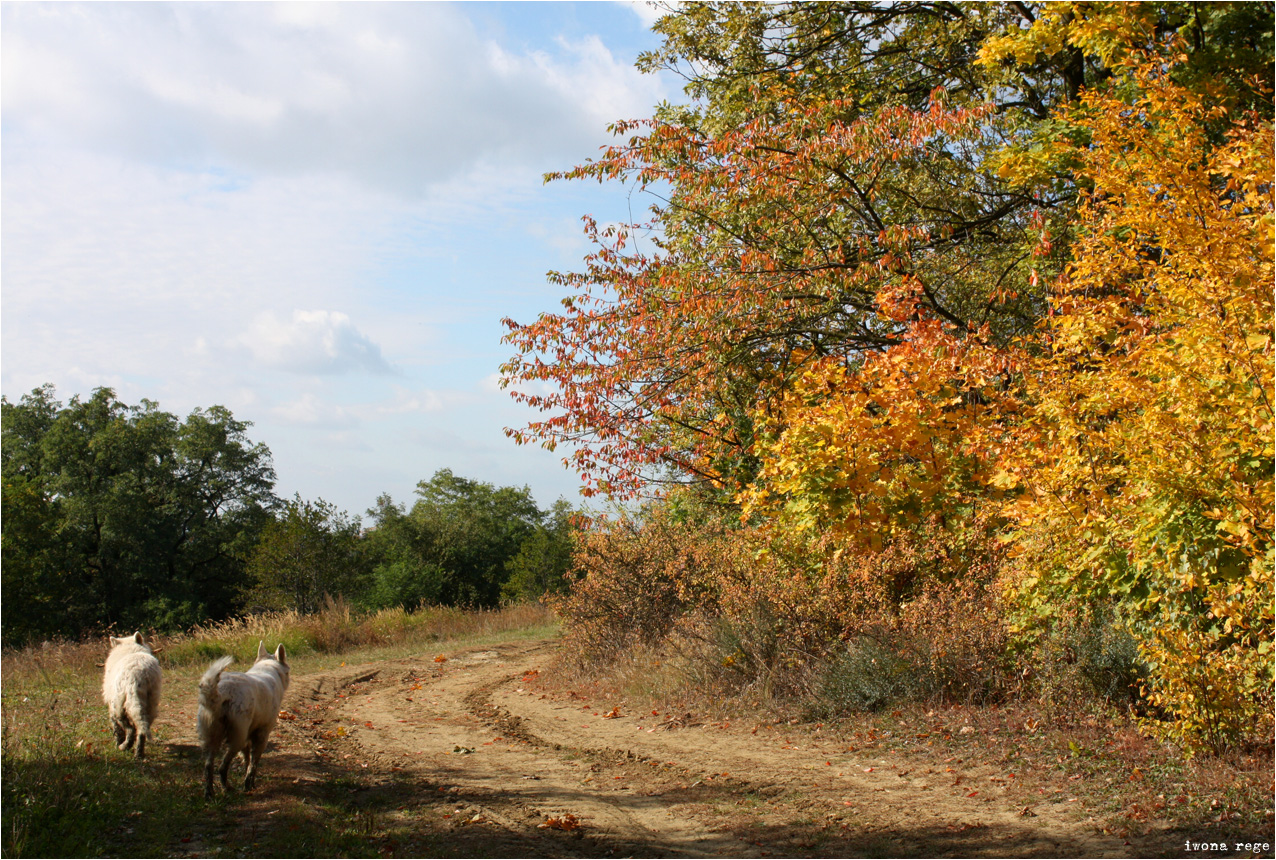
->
[1,2,665,198]
[270,393,358,429]
[240,310,393,375]
[375,387,448,416]
[616,1,674,28]
[316,431,374,454]
[1,2,667,516]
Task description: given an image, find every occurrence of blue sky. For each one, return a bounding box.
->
[2,1,676,517]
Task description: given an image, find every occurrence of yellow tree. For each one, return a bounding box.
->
[740,307,1022,552]
[1007,55,1274,752]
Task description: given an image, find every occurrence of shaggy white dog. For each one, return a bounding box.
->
[101,631,163,760]
[197,641,291,799]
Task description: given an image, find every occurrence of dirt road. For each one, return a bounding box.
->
[170,637,1135,857]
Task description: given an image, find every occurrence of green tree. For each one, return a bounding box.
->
[360,493,447,609]
[363,470,547,609]
[246,495,366,614]
[1,386,275,642]
[502,499,578,603]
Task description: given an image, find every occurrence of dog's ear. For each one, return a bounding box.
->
[133,631,144,644]
[109,635,120,647]
[257,640,268,661]
[274,643,287,665]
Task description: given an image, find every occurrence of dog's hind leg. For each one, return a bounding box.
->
[243,729,268,791]
[219,747,238,790]
[219,724,248,790]
[135,687,154,760]
[111,715,128,749]
[201,720,225,799]
[220,714,247,785]
[122,718,137,752]
[203,752,217,799]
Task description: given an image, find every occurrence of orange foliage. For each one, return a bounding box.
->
[742,315,1021,547]
[513,5,1272,749]
[501,84,1033,499]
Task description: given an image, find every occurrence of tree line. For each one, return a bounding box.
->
[1,385,576,646]
[501,2,1273,753]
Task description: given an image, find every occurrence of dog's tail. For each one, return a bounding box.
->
[198,655,234,717]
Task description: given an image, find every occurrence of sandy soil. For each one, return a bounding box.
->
[164,636,1139,858]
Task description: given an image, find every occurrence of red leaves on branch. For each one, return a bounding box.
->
[502,83,1027,500]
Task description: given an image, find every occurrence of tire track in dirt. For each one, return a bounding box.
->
[288,639,754,857]
[161,636,1136,857]
[275,637,1131,858]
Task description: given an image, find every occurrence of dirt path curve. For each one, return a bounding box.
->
[174,637,1133,857]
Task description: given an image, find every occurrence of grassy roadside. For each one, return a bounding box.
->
[1,603,557,859]
[539,650,1275,857]
[825,703,1274,853]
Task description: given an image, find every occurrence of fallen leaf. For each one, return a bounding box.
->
[539,813,581,831]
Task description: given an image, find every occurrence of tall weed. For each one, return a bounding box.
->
[155,598,555,667]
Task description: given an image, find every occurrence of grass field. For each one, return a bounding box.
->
[1,602,557,858]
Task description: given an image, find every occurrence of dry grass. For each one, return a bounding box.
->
[2,600,557,702]
[0,601,556,859]
[0,599,556,680]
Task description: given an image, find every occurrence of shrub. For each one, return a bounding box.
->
[556,498,1017,715]
[555,507,726,665]
[815,637,925,714]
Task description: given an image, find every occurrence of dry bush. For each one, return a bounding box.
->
[555,505,1018,717]
[806,514,1015,714]
[896,577,1014,701]
[1021,604,1148,717]
[554,509,728,665]
[814,577,1012,715]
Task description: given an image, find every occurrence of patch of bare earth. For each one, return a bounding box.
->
[160,638,1180,857]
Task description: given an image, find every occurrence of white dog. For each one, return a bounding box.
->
[197,641,291,799]
[102,631,163,760]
